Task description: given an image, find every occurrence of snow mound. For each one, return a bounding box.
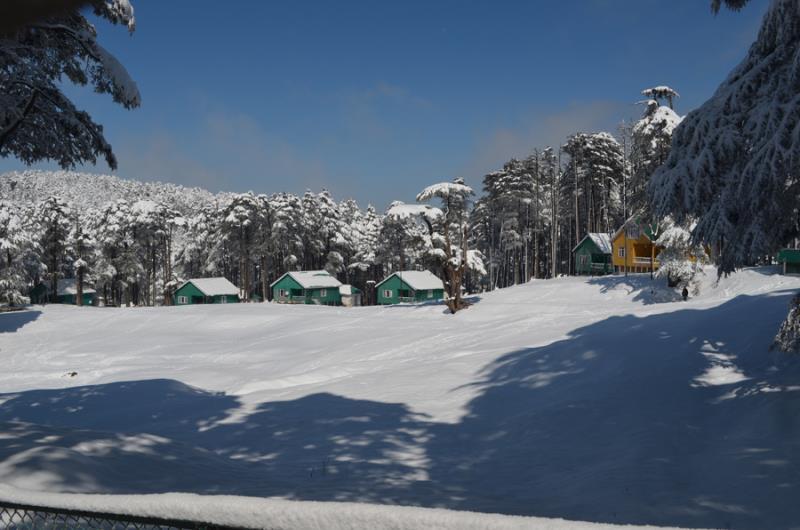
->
[0,486,711,530]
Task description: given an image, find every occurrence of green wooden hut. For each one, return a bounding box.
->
[29,279,96,305]
[270,270,343,305]
[376,271,445,305]
[573,233,613,275]
[175,277,240,305]
[778,249,800,275]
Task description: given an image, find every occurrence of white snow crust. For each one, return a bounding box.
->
[0,485,706,530]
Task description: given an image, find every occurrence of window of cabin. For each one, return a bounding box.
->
[383,289,392,298]
[427,290,433,298]
[319,289,327,297]
[618,247,625,258]
[278,289,288,298]
[178,296,188,304]
[220,296,228,304]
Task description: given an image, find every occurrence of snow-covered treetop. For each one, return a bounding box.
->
[711,0,749,13]
[416,178,473,203]
[632,103,682,142]
[641,86,680,110]
[641,86,680,100]
[386,202,443,222]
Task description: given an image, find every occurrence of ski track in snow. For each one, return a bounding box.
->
[1,267,800,529]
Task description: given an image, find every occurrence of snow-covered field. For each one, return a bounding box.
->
[2,268,800,529]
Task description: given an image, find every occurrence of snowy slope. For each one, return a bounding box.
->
[1,268,800,529]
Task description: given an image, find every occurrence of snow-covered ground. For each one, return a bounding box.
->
[2,267,800,529]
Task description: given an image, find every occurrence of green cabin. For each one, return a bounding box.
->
[573,233,613,275]
[29,279,96,305]
[376,270,445,305]
[778,249,800,275]
[175,277,240,305]
[270,270,343,305]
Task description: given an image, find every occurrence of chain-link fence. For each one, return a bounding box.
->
[0,500,247,530]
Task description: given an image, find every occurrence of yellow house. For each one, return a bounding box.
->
[611,218,663,274]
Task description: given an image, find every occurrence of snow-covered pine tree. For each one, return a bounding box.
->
[35,196,73,302]
[0,202,32,306]
[380,202,434,272]
[69,214,97,306]
[91,199,140,306]
[655,217,709,289]
[649,0,800,351]
[348,205,383,292]
[641,86,680,110]
[630,91,682,215]
[563,132,624,240]
[214,193,263,301]
[416,178,475,314]
[0,1,139,169]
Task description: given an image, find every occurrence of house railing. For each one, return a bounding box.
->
[0,500,242,530]
[632,257,655,265]
[289,296,307,304]
[398,296,416,303]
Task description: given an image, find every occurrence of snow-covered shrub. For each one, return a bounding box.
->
[773,294,800,353]
[655,218,708,290]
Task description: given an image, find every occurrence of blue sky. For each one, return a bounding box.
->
[0,0,771,208]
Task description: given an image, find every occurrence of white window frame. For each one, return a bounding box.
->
[220,295,228,304]
[383,289,392,299]
[278,289,288,298]
[427,289,433,298]
[319,289,327,297]
[178,295,188,305]
[618,247,625,258]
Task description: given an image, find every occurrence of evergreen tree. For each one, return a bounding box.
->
[0,202,31,305]
[36,196,72,302]
[0,1,139,169]
[630,93,682,215]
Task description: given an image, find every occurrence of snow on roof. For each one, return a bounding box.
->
[573,233,612,254]
[270,270,342,289]
[182,277,239,296]
[377,270,444,291]
[611,216,656,242]
[54,278,96,296]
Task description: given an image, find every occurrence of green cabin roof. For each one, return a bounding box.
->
[778,248,800,264]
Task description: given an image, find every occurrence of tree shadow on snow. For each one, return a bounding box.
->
[588,274,682,304]
[426,291,800,529]
[0,380,431,503]
[0,309,40,333]
[1,293,800,529]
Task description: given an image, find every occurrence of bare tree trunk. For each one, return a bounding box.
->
[76,266,83,307]
[261,255,268,301]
